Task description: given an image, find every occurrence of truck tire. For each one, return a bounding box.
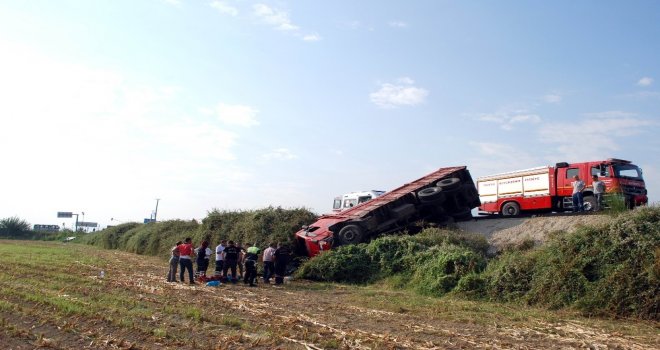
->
[417,187,444,203]
[583,196,596,212]
[501,202,520,216]
[337,224,365,245]
[436,177,461,191]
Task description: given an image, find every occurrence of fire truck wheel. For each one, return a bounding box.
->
[501,202,520,216]
[436,177,461,191]
[583,196,596,212]
[337,224,364,245]
[418,187,445,203]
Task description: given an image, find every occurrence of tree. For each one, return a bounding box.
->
[0,216,31,237]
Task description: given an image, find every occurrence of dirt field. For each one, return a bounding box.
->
[456,214,613,252]
[1,241,658,350]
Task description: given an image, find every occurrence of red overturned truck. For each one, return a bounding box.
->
[296,166,481,257]
[477,158,648,216]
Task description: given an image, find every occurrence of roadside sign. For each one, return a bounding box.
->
[78,221,98,228]
[57,212,73,218]
[144,218,155,223]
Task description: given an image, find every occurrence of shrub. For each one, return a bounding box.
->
[480,250,537,302]
[409,245,486,296]
[474,206,660,319]
[295,244,377,283]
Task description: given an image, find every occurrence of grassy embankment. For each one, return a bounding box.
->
[298,206,660,320]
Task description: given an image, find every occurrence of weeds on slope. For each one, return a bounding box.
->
[297,207,660,320]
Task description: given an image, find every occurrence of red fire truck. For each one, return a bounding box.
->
[477,158,648,216]
[296,166,481,257]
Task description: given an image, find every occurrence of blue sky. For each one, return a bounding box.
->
[1,1,658,229]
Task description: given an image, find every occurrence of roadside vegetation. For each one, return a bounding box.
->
[80,206,316,259]
[297,206,660,320]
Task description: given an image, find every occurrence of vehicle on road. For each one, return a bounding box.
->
[332,190,386,212]
[477,158,648,216]
[296,166,481,257]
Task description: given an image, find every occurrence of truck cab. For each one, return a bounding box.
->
[332,190,386,212]
[556,158,647,210]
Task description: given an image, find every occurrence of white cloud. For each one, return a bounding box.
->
[214,103,260,127]
[303,33,322,42]
[210,1,238,16]
[539,111,656,160]
[388,20,408,28]
[262,148,298,160]
[468,142,539,177]
[253,3,298,31]
[637,77,653,87]
[251,3,320,42]
[369,77,429,108]
[477,111,541,130]
[543,94,562,103]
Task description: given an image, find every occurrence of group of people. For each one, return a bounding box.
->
[167,237,292,287]
[571,174,606,212]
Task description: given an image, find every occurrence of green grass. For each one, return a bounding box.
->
[297,206,660,320]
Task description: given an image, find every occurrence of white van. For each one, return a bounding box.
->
[332,190,386,212]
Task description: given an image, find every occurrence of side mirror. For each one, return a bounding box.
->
[301,225,309,230]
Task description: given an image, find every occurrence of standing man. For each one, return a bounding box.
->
[222,241,240,283]
[243,243,260,287]
[592,175,606,211]
[195,238,211,278]
[274,242,291,285]
[179,237,195,284]
[167,241,182,282]
[572,175,585,213]
[262,242,276,284]
[214,240,226,276]
[236,242,247,279]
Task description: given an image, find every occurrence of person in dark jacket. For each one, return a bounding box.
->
[243,243,260,287]
[222,241,240,283]
[274,242,291,285]
[195,238,211,277]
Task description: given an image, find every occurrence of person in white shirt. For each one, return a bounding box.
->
[262,242,276,284]
[572,175,586,212]
[592,175,606,211]
[214,240,226,276]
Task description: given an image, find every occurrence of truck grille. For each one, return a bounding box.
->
[620,185,645,195]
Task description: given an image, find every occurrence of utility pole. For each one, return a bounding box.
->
[154,198,160,222]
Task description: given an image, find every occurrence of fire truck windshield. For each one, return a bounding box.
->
[613,164,643,180]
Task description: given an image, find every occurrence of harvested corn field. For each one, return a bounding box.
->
[0,241,657,349]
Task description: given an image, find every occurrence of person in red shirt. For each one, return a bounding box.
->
[178,237,195,284]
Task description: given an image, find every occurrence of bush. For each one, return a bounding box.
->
[475,206,660,319]
[410,245,486,296]
[295,244,378,283]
